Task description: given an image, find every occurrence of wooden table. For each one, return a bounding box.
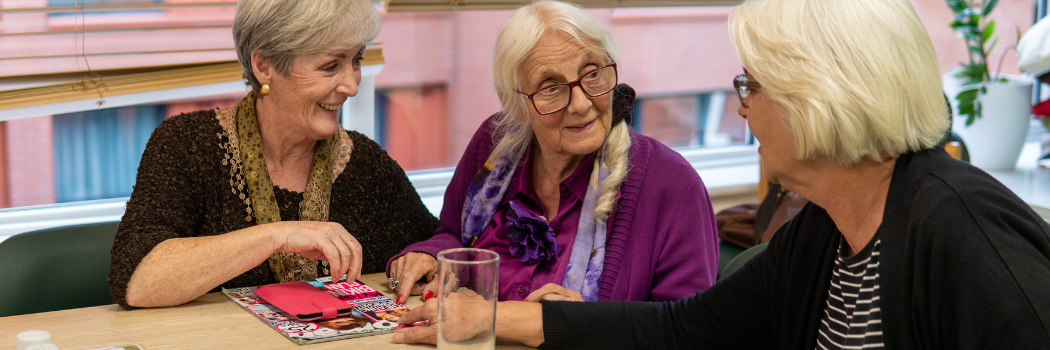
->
[0,273,533,350]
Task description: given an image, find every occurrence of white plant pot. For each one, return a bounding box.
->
[944,73,1034,170]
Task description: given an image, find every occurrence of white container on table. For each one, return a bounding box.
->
[17,330,52,350]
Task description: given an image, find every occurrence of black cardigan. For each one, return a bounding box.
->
[540,148,1050,349]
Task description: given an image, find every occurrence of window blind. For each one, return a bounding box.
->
[0,49,384,114]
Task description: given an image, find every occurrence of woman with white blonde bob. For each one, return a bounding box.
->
[393,0,1050,347]
[387,0,719,308]
[108,0,440,309]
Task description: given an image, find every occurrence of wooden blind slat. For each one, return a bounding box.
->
[0,48,383,110]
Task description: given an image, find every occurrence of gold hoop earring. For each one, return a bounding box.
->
[260,84,270,96]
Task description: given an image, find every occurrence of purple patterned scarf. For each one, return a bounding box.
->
[460,143,610,301]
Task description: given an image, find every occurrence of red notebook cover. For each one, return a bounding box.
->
[253,281,353,321]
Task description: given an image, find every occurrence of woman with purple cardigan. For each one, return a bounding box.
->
[385,0,718,306]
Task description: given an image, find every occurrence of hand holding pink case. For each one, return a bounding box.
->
[253,281,352,321]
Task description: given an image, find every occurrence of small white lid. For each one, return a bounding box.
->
[17,330,51,350]
[25,344,59,350]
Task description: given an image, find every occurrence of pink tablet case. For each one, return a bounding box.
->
[253,281,352,321]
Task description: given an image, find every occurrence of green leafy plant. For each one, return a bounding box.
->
[945,0,1009,126]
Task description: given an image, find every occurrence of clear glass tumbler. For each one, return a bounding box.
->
[436,248,500,350]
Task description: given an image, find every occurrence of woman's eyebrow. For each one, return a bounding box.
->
[580,52,595,64]
[534,68,558,83]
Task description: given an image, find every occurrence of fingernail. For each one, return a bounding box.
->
[396,294,404,304]
[393,333,406,344]
[524,298,529,302]
[423,291,434,302]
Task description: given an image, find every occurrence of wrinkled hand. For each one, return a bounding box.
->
[391,293,494,345]
[388,252,438,303]
[272,221,362,283]
[525,283,583,302]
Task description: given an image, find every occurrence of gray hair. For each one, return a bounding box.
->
[233,0,382,94]
[490,0,629,223]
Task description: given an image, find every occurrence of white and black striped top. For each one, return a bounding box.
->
[816,238,883,350]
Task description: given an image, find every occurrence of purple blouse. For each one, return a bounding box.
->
[474,146,595,301]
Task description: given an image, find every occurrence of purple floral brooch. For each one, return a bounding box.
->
[505,201,560,264]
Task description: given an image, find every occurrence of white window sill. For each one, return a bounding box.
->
[984,142,1050,221]
[10,141,1046,244]
[0,144,761,241]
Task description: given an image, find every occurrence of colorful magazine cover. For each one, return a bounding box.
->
[221,277,414,345]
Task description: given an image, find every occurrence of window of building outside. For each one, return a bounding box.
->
[0,0,1040,212]
[50,97,241,203]
[52,105,165,203]
[374,7,755,172]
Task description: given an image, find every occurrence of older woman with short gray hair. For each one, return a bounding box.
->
[108,0,439,308]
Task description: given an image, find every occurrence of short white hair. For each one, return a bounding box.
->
[729,0,948,165]
[490,0,628,223]
[233,0,381,94]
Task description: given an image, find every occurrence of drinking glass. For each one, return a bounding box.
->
[436,248,499,350]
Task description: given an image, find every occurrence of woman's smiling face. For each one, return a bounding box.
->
[262,45,366,141]
[519,30,613,158]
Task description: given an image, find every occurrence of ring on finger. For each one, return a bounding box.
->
[389,277,400,290]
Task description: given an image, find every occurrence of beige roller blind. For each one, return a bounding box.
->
[0,49,384,112]
[382,0,741,12]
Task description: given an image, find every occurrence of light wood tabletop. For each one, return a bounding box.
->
[0,273,534,350]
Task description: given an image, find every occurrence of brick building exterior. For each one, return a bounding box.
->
[0,0,1038,208]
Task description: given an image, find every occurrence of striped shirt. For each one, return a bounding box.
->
[816,238,883,350]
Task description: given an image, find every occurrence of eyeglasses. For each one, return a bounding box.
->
[733,74,762,108]
[517,63,618,115]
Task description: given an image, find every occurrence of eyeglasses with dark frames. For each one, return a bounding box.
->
[517,63,618,115]
[733,74,762,108]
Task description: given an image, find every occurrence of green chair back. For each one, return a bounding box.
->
[718,243,768,280]
[0,221,120,316]
[716,240,747,280]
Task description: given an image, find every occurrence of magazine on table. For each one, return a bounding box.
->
[222,277,413,345]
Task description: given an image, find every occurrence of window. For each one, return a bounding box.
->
[632,91,750,148]
[46,0,165,19]
[52,104,165,202]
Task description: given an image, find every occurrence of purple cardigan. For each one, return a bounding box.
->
[388,115,719,302]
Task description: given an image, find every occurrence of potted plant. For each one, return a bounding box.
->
[943,0,1034,170]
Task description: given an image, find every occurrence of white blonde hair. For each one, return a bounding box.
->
[490,0,629,223]
[233,0,382,94]
[729,0,948,166]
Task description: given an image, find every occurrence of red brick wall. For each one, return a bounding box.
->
[371,0,1041,169]
[445,11,512,162]
[608,7,741,96]
[914,0,1034,78]
[0,122,8,208]
[374,12,453,88]
[383,85,451,170]
[2,0,56,208]
[5,116,56,207]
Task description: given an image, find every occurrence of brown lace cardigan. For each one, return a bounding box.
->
[107,109,440,308]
